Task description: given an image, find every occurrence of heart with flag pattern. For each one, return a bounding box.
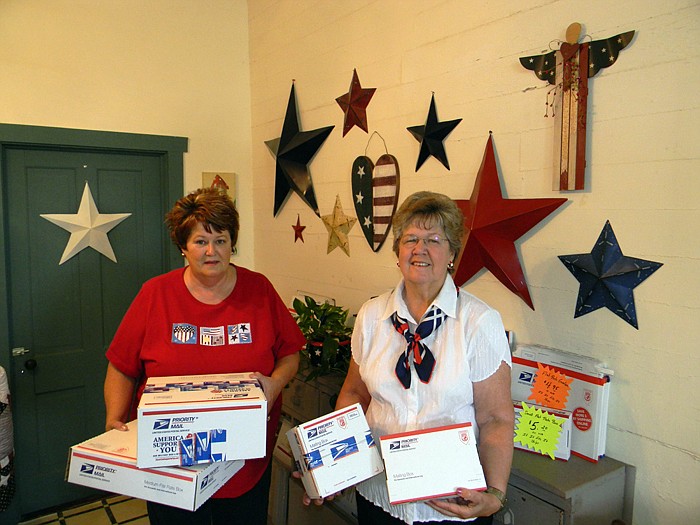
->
[351,154,400,252]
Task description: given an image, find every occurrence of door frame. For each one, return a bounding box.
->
[0,123,186,518]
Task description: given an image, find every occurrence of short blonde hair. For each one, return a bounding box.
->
[392,191,464,257]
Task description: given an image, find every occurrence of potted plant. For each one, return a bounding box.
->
[292,295,353,381]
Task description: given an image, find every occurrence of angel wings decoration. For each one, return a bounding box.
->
[520,23,635,191]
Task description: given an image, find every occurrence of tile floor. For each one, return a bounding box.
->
[18,495,149,525]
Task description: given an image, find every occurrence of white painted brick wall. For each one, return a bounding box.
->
[250,1,700,523]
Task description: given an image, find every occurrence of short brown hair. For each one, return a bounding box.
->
[392,191,464,257]
[165,187,239,250]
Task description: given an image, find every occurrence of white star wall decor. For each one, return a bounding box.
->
[41,181,131,264]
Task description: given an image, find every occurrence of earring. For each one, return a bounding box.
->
[396,261,400,267]
[448,261,454,271]
[181,252,185,257]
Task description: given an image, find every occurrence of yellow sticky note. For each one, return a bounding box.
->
[513,402,565,460]
[527,363,573,409]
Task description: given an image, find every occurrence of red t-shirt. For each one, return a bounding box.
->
[106,265,304,498]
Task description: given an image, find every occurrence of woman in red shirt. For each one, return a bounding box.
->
[104,187,304,525]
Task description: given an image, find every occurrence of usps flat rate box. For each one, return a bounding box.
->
[513,402,572,461]
[66,420,244,511]
[511,344,611,462]
[380,423,486,505]
[286,403,384,499]
[138,373,267,468]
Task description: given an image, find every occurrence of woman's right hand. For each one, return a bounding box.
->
[105,420,129,432]
[291,470,338,506]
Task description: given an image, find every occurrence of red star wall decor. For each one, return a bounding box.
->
[454,134,567,309]
[336,69,376,137]
[292,214,306,243]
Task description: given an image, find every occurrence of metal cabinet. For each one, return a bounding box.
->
[269,372,358,525]
[495,450,635,525]
[282,374,340,423]
[272,374,635,525]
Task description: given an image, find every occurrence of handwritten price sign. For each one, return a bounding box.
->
[513,402,564,460]
[528,362,573,409]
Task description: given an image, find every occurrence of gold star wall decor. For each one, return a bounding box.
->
[321,195,357,256]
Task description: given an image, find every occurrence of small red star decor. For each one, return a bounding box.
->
[336,69,376,136]
[454,134,567,309]
[292,214,306,243]
[210,174,229,192]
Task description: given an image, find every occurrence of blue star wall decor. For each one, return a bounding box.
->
[265,82,334,217]
[407,93,461,171]
[558,220,663,329]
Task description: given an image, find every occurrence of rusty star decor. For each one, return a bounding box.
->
[265,82,334,217]
[336,68,376,136]
[407,93,462,171]
[558,220,662,329]
[321,195,357,256]
[292,214,306,243]
[454,134,567,309]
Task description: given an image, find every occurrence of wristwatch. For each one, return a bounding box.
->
[485,486,507,510]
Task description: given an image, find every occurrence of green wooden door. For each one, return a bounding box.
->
[5,147,169,516]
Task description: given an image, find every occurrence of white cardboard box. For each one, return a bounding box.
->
[286,403,384,499]
[511,344,611,462]
[66,421,244,511]
[137,373,267,468]
[513,401,572,461]
[379,423,486,505]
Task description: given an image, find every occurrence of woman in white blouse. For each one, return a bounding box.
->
[334,191,514,524]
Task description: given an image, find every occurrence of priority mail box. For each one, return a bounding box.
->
[138,373,267,468]
[286,403,384,499]
[513,401,572,461]
[379,423,486,505]
[66,421,244,511]
[511,344,611,462]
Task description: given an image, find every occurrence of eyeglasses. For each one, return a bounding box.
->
[399,235,447,248]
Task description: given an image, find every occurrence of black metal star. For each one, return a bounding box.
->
[407,93,462,171]
[558,220,663,329]
[265,83,334,217]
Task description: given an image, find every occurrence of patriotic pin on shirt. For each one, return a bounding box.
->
[171,323,254,346]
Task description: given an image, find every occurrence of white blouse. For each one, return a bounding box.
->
[352,275,512,523]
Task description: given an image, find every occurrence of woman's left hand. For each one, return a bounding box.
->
[251,372,283,414]
[426,488,502,519]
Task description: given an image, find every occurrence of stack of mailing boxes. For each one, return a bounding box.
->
[511,345,612,462]
[66,373,267,510]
